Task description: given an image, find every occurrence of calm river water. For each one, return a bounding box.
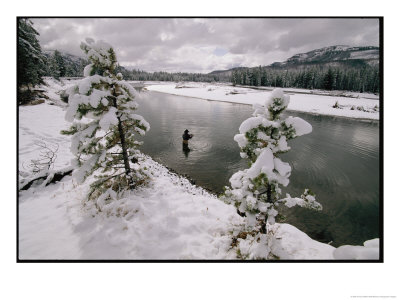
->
[135,90,380,247]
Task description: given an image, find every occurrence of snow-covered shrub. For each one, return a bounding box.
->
[333,100,341,109]
[223,88,322,235]
[62,38,150,201]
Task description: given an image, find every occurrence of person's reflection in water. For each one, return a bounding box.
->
[182,129,193,158]
[182,142,190,157]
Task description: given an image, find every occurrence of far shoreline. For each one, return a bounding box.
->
[144,89,380,124]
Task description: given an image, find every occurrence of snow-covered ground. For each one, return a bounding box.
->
[17,79,379,260]
[146,82,380,120]
[19,153,244,259]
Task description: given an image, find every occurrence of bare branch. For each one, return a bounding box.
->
[28,141,59,174]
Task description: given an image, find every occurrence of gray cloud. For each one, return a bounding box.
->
[32,18,380,73]
[277,18,379,51]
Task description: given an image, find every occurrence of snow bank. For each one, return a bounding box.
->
[270,223,335,259]
[333,238,380,260]
[146,83,379,120]
[19,153,245,259]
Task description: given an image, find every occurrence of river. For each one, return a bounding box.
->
[135,90,380,247]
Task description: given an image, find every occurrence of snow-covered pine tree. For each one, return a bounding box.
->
[224,88,322,234]
[62,38,150,201]
[17,18,46,105]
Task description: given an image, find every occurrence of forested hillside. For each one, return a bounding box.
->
[230,64,379,93]
[230,46,380,93]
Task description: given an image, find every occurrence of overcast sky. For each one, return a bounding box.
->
[32,18,379,73]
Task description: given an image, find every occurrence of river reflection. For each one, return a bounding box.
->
[135,90,380,247]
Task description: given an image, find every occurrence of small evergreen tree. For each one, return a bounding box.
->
[49,50,66,80]
[323,68,335,90]
[62,38,150,202]
[224,88,322,234]
[17,18,46,104]
[260,69,268,86]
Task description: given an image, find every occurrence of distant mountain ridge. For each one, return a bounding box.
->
[270,45,379,68]
[209,45,379,76]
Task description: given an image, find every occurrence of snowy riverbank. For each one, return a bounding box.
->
[146,82,380,120]
[17,79,379,260]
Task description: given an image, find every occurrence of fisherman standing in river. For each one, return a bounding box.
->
[182,129,193,156]
[182,129,193,145]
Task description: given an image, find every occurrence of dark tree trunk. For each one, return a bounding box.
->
[266,183,272,202]
[117,117,132,179]
[260,183,272,234]
[112,89,133,188]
